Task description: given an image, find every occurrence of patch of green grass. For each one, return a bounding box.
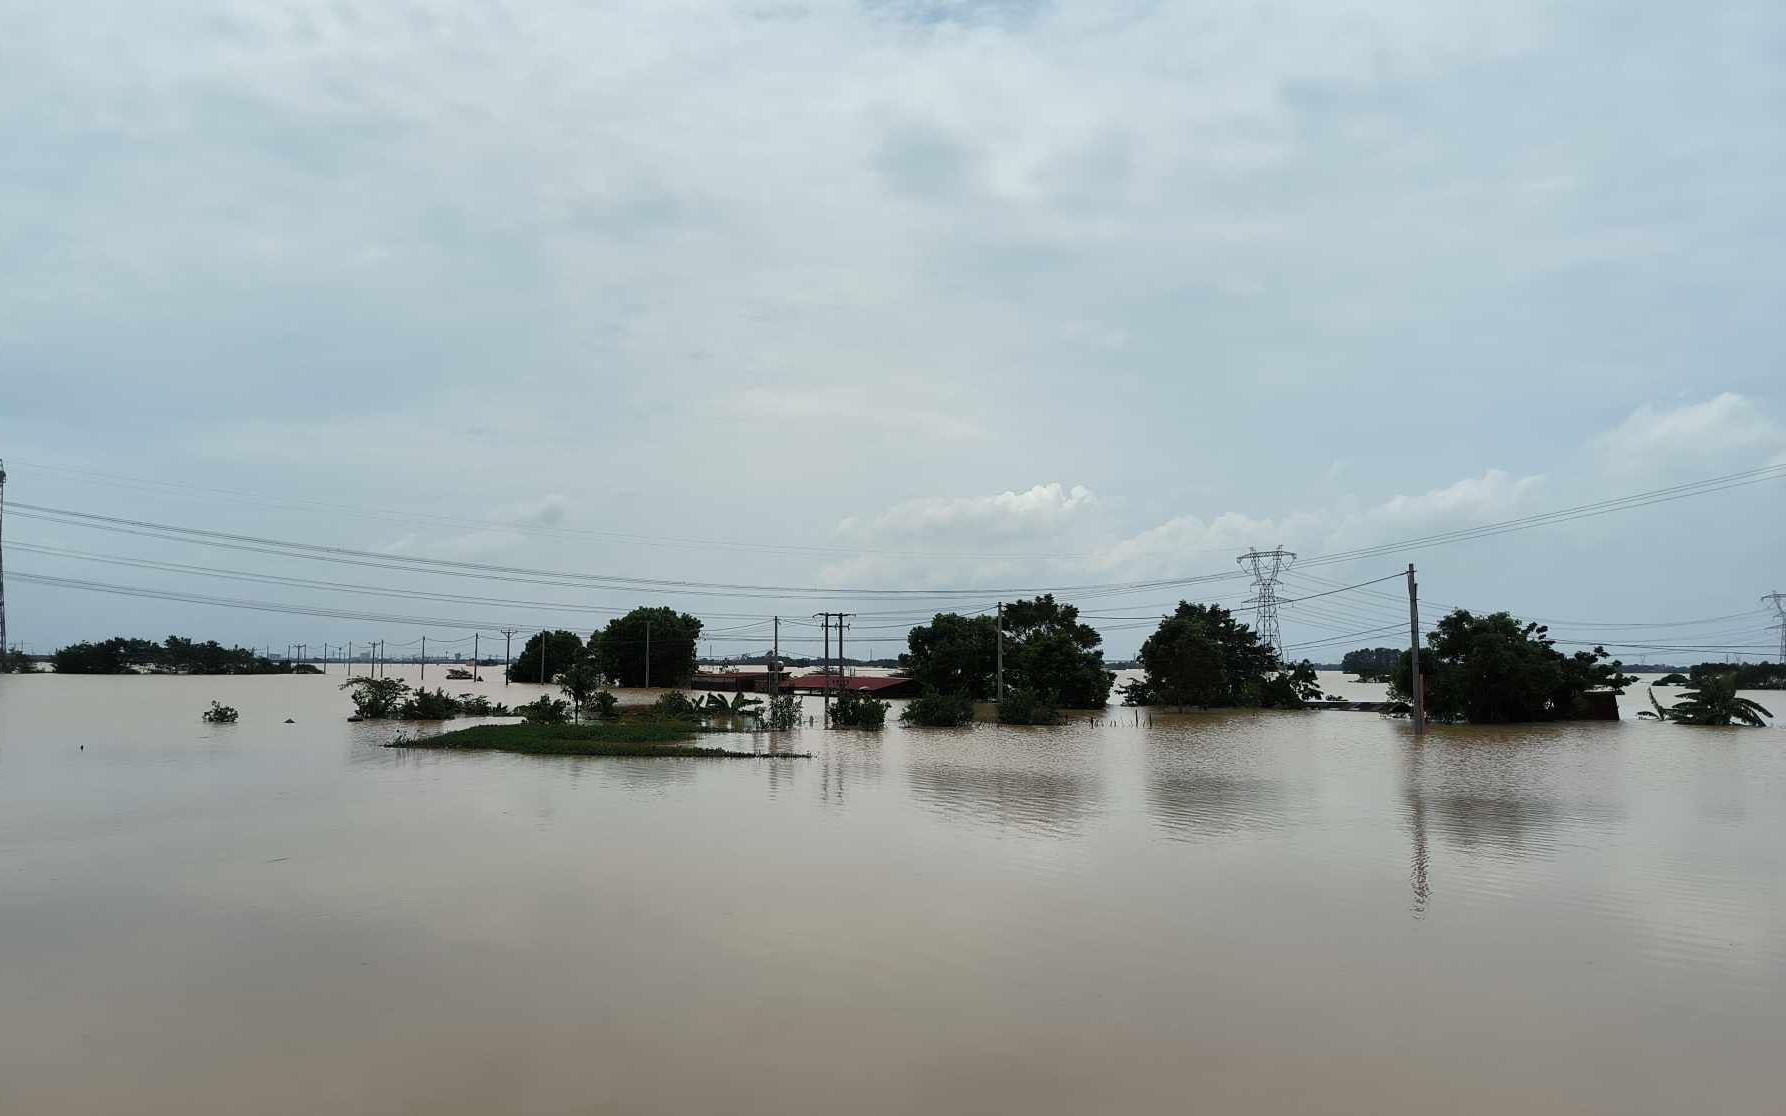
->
[391,721,810,758]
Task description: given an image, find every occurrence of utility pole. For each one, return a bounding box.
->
[996,601,1005,702]
[420,636,426,681]
[473,632,480,681]
[1408,564,1426,735]
[0,459,8,663]
[1238,546,1296,660]
[501,628,516,686]
[539,630,548,685]
[644,621,651,689]
[812,612,854,720]
[815,612,831,720]
[772,615,780,697]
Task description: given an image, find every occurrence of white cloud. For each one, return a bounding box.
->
[834,482,1095,543]
[1592,394,1784,476]
[502,493,568,526]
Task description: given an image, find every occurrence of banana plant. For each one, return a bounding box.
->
[1638,676,1772,727]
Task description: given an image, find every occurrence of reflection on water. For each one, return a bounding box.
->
[904,730,1103,838]
[2,671,1784,1115]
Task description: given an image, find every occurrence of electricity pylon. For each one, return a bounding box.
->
[1238,546,1296,659]
[1765,591,1786,664]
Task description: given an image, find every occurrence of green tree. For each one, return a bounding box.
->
[996,685,1059,725]
[1390,610,1636,724]
[556,656,606,722]
[1125,603,1288,708]
[1340,647,1400,682]
[508,630,589,684]
[340,675,412,719]
[1640,675,1772,726]
[899,690,976,727]
[899,613,998,697]
[829,688,888,728]
[591,608,703,688]
[1000,594,1114,709]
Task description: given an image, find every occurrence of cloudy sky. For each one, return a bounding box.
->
[3,0,1784,661]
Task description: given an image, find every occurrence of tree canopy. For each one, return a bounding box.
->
[1340,646,1401,682]
[508,630,588,684]
[53,636,285,674]
[591,607,702,688]
[1391,609,1636,724]
[899,612,998,698]
[1122,602,1320,709]
[898,595,1114,707]
[999,594,1114,708]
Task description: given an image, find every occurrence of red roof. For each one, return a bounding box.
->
[787,674,913,692]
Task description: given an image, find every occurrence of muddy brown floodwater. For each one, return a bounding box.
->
[2,670,1782,1115]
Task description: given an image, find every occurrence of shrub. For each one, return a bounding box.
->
[340,675,411,719]
[589,690,619,719]
[996,686,1059,725]
[829,688,888,729]
[201,701,239,724]
[398,687,462,720]
[899,690,975,727]
[645,690,704,722]
[762,694,802,731]
[454,693,512,716]
[515,696,571,724]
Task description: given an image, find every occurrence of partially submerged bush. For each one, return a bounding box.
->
[341,675,411,719]
[398,687,462,720]
[995,686,1059,725]
[899,690,975,728]
[455,693,513,716]
[762,694,801,731]
[645,690,704,722]
[515,696,571,724]
[589,689,619,720]
[201,701,239,724]
[829,688,888,729]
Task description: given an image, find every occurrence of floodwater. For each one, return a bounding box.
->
[1,669,1782,1115]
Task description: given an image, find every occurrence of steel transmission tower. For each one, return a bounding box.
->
[1766,591,1786,664]
[1237,546,1296,658]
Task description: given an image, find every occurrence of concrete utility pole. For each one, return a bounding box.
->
[1408,564,1426,735]
[500,628,516,686]
[812,612,853,721]
[0,459,8,662]
[473,633,480,680]
[644,621,651,689]
[1238,546,1297,660]
[772,615,780,697]
[420,636,426,681]
[539,630,548,685]
[996,601,1005,702]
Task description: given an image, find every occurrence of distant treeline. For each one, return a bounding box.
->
[50,637,309,675]
[1677,662,1786,690]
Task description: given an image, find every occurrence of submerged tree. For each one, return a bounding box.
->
[1639,675,1772,727]
[590,608,703,688]
[508,630,589,685]
[999,594,1115,709]
[1340,647,1401,683]
[1122,602,1318,709]
[899,613,998,698]
[1391,609,1636,724]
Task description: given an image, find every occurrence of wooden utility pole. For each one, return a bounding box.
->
[1408,564,1426,734]
[996,601,1005,702]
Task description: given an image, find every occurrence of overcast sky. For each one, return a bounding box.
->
[3,1,1784,661]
